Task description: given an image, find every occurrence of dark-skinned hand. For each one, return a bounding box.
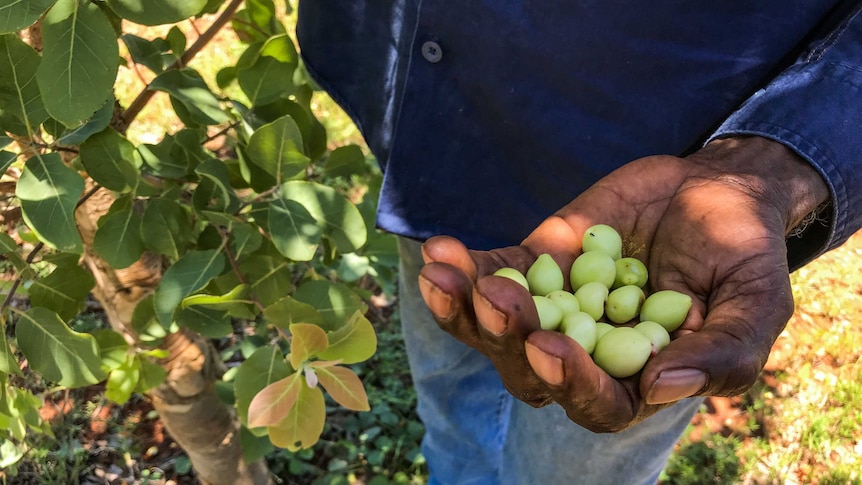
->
[418,136,830,432]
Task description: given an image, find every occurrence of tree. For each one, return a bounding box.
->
[0,1,393,483]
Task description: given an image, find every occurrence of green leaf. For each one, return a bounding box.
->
[263,296,325,330]
[55,97,114,146]
[16,307,106,387]
[92,206,145,269]
[0,34,48,131]
[317,311,377,364]
[325,145,367,178]
[36,0,119,126]
[106,0,207,26]
[0,0,57,33]
[288,323,329,369]
[0,439,24,469]
[247,372,302,428]
[105,355,140,405]
[148,68,229,126]
[251,97,327,161]
[240,255,293,307]
[246,115,309,181]
[16,153,84,253]
[181,284,248,309]
[78,127,139,192]
[294,280,366,331]
[174,306,233,338]
[141,198,191,260]
[268,197,321,261]
[237,34,298,106]
[136,356,166,392]
[121,34,171,74]
[230,222,263,260]
[280,181,367,253]
[0,316,21,376]
[311,364,370,411]
[93,328,129,372]
[138,129,208,179]
[268,382,325,451]
[154,249,226,326]
[234,345,291,430]
[0,150,16,174]
[28,257,95,321]
[192,158,240,213]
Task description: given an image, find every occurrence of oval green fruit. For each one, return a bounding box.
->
[527,253,565,296]
[573,281,609,321]
[605,285,645,324]
[595,321,615,341]
[560,311,597,354]
[634,320,671,355]
[547,290,580,315]
[613,257,648,289]
[570,251,616,291]
[592,327,652,378]
[533,295,563,331]
[639,290,693,332]
[582,224,622,260]
[494,267,529,291]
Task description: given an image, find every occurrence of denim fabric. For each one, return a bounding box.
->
[398,238,702,485]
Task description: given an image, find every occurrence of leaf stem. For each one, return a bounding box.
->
[119,0,244,129]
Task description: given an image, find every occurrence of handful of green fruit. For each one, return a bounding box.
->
[494,224,692,378]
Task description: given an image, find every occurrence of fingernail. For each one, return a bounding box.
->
[418,275,454,319]
[474,292,507,336]
[525,342,564,386]
[646,369,707,404]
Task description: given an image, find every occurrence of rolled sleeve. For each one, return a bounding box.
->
[708,3,862,269]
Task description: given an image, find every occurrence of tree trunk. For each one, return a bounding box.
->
[75,185,272,485]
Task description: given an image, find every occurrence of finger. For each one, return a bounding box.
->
[641,267,794,404]
[422,236,478,280]
[525,330,660,432]
[418,261,484,351]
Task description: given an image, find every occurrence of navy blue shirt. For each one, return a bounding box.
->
[297,1,862,269]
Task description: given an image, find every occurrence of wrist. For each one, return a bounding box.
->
[688,136,831,234]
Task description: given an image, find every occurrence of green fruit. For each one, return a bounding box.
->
[494,267,529,291]
[546,290,580,315]
[639,290,693,332]
[634,321,671,355]
[573,281,609,321]
[582,224,622,260]
[613,257,648,289]
[592,327,652,378]
[595,321,615,341]
[533,295,563,331]
[527,253,565,296]
[570,251,616,290]
[560,311,597,354]
[605,285,645,324]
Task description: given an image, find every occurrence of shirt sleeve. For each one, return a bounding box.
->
[707,2,862,271]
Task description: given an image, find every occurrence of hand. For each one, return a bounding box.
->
[418,136,829,432]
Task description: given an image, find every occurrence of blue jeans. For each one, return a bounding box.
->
[398,238,702,485]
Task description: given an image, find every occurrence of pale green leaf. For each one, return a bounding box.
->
[141,198,191,260]
[234,346,290,430]
[93,207,145,269]
[16,307,106,387]
[0,34,48,130]
[263,296,325,330]
[79,127,139,192]
[267,382,325,451]
[36,0,119,126]
[154,249,226,326]
[93,328,129,372]
[105,355,139,405]
[312,364,370,411]
[294,280,366,331]
[268,197,321,261]
[0,316,21,376]
[181,284,249,310]
[247,372,302,428]
[280,181,367,253]
[317,311,377,364]
[288,323,328,369]
[28,258,95,321]
[106,0,207,26]
[237,35,298,106]
[0,0,57,33]
[0,439,24,469]
[136,356,166,392]
[246,115,309,181]
[15,153,84,253]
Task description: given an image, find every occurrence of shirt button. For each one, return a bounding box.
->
[421,41,443,63]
